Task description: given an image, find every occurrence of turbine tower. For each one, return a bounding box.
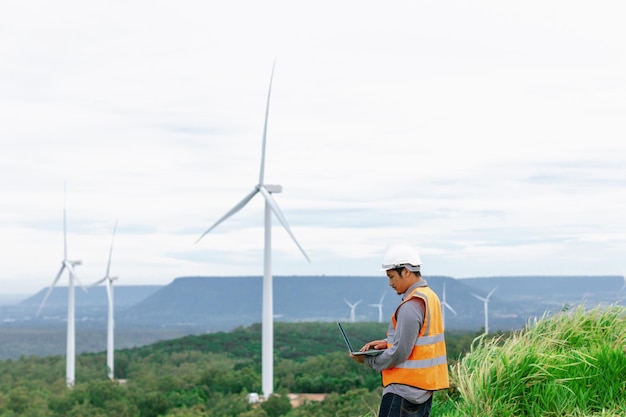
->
[91,220,118,380]
[37,184,85,388]
[196,62,310,399]
[471,287,497,335]
[368,291,386,323]
[620,267,626,294]
[344,299,362,322]
[441,282,457,330]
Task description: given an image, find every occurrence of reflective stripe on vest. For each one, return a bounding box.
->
[381,285,450,391]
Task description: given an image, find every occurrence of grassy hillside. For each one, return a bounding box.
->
[442,304,626,416]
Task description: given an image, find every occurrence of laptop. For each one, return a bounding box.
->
[337,322,385,356]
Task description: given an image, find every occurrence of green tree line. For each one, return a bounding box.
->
[0,322,479,416]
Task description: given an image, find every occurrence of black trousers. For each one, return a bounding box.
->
[378,393,432,417]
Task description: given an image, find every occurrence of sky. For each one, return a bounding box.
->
[1,0,625,295]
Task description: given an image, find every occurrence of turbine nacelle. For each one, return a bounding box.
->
[260,184,282,194]
[62,260,87,294]
[471,293,489,303]
[344,299,362,307]
[62,260,82,277]
[90,276,118,287]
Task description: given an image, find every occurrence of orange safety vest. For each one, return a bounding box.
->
[381,285,450,391]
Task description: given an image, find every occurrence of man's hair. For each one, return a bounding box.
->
[392,267,421,278]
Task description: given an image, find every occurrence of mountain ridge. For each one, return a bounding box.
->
[5,275,624,332]
[1,275,623,360]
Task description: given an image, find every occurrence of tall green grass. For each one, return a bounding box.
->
[447,304,626,417]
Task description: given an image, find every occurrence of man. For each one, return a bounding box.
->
[350,244,449,417]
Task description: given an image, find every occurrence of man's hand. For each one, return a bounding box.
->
[349,339,386,364]
[360,339,386,351]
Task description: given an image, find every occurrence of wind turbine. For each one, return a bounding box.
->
[471,287,497,335]
[619,267,626,294]
[368,291,386,323]
[344,299,362,323]
[441,282,457,330]
[36,185,85,388]
[196,62,310,399]
[91,220,118,380]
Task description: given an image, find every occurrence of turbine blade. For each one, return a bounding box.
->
[90,277,107,287]
[37,265,66,316]
[487,286,498,299]
[258,186,310,262]
[471,293,487,302]
[258,59,276,186]
[195,188,259,244]
[66,262,87,293]
[105,219,118,278]
[344,299,360,307]
[444,302,458,316]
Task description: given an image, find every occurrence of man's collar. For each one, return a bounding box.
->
[402,279,428,299]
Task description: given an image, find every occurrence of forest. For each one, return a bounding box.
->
[0,306,624,416]
[0,322,476,416]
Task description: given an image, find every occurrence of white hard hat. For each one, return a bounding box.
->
[380,244,422,272]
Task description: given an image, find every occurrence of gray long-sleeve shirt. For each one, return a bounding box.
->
[364,280,432,404]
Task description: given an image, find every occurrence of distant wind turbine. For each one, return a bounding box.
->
[91,220,118,380]
[368,291,386,323]
[36,184,86,388]
[195,61,310,399]
[344,299,362,323]
[441,282,457,330]
[620,267,626,293]
[471,287,497,335]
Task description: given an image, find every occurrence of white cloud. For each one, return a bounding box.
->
[1,0,626,294]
